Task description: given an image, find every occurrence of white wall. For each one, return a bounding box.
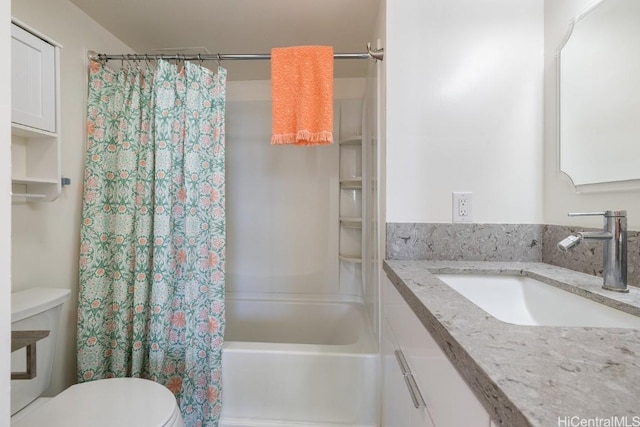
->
[544,0,640,230]
[385,0,544,224]
[1,0,12,423]
[11,0,132,396]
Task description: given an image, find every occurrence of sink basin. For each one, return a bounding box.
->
[435,274,640,329]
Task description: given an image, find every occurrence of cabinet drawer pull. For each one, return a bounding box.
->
[404,373,427,409]
[394,350,427,409]
[394,349,411,375]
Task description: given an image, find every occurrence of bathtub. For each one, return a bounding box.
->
[219,294,379,427]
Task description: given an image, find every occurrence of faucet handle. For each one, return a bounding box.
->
[568,211,626,217]
[568,212,606,217]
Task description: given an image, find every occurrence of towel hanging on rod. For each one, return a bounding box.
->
[271,46,334,146]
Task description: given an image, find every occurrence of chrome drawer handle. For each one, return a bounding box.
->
[404,373,427,409]
[394,349,411,375]
[394,350,427,409]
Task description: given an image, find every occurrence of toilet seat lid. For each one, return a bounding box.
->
[12,378,183,427]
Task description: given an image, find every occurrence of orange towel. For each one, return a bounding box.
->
[271,46,334,146]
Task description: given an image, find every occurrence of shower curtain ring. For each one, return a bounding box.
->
[198,54,203,66]
[216,53,221,68]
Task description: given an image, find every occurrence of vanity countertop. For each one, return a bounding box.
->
[383,260,640,427]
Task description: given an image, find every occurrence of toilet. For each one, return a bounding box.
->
[11,287,184,427]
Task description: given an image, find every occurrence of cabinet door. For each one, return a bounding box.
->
[382,318,435,427]
[382,318,411,427]
[11,23,56,132]
[383,275,490,427]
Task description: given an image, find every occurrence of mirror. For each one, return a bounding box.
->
[558,0,640,188]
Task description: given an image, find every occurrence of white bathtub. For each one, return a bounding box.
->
[219,294,379,427]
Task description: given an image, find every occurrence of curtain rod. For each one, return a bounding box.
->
[87,43,384,63]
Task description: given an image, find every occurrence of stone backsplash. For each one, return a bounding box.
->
[386,222,640,288]
[386,223,543,262]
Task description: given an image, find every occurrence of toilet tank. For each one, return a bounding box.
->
[11,288,71,416]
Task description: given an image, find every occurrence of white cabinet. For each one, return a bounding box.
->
[383,317,435,427]
[11,23,56,132]
[382,275,491,427]
[11,20,62,202]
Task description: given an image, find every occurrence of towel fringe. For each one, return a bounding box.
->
[271,130,333,146]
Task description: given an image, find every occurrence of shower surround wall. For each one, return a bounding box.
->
[226,79,370,300]
[387,223,640,288]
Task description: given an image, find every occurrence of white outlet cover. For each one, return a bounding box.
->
[453,192,472,223]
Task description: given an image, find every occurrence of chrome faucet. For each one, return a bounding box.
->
[557,210,628,293]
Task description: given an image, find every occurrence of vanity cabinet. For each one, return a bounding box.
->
[382,316,435,427]
[11,20,62,201]
[382,275,491,427]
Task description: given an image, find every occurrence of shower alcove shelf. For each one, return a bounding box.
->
[10,20,63,202]
[339,127,365,299]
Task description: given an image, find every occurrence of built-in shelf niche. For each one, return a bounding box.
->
[337,98,366,298]
[338,135,363,265]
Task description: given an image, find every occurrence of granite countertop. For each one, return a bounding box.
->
[383,260,640,427]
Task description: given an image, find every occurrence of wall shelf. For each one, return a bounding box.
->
[12,177,60,185]
[339,255,362,263]
[339,136,362,146]
[11,123,57,139]
[340,217,362,228]
[11,193,47,201]
[340,178,363,189]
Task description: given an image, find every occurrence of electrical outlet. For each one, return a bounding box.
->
[453,192,472,223]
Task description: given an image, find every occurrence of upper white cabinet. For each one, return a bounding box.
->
[11,20,62,202]
[11,23,56,132]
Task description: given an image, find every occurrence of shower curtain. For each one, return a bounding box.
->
[78,59,226,426]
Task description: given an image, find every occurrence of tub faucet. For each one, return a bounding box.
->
[557,210,627,293]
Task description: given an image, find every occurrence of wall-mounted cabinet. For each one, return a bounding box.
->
[11,20,62,202]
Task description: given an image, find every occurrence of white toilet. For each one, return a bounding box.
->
[11,287,184,427]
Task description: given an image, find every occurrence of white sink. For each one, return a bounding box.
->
[435,274,640,329]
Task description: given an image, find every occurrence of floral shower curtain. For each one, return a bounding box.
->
[78,59,226,426]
